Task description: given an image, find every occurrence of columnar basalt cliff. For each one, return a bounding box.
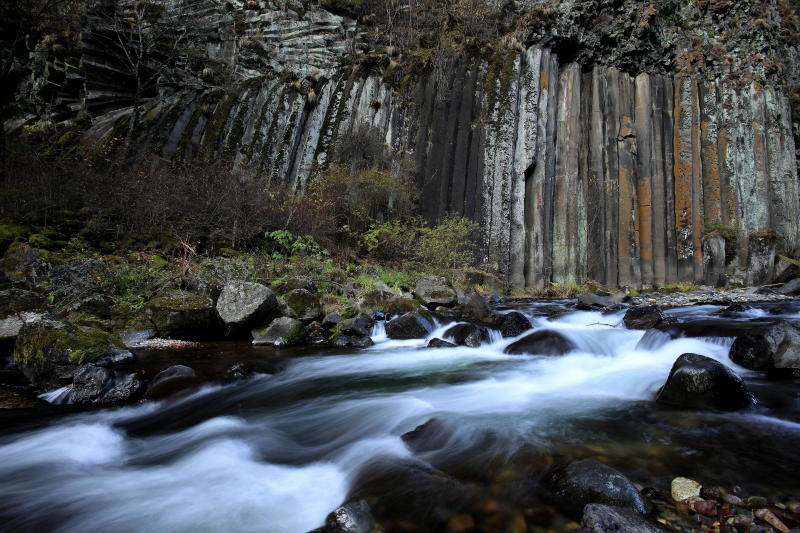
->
[5,0,800,288]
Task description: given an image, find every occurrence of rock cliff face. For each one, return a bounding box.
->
[7,0,800,288]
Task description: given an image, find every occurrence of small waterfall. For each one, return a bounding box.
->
[38,386,73,405]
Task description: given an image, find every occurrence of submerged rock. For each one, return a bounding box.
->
[656,353,754,411]
[401,418,453,453]
[504,330,576,355]
[215,282,278,331]
[427,338,456,348]
[443,323,491,347]
[581,504,667,533]
[729,320,800,375]
[385,312,434,339]
[670,477,702,502]
[251,316,307,346]
[543,459,646,517]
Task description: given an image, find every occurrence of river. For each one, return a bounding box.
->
[1,303,798,532]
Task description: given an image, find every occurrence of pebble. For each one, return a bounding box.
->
[786,501,800,514]
[754,508,789,532]
[746,496,769,509]
[722,493,743,506]
[671,477,702,502]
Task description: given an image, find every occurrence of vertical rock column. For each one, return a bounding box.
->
[617,74,641,287]
[552,64,585,283]
[634,74,654,287]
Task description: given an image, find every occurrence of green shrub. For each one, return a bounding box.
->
[100,258,170,311]
[414,214,480,270]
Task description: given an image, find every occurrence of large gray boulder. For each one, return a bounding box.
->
[729,320,800,375]
[656,353,754,410]
[284,289,323,322]
[69,363,144,405]
[216,282,278,330]
[543,459,646,517]
[444,323,491,347]
[413,276,457,309]
[252,317,307,346]
[146,289,221,340]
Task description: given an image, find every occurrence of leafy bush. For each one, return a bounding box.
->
[414,214,480,270]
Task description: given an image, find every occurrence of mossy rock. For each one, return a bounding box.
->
[284,289,323,322]
[28,234,56,250]
[13,318,122,389]
[251,316,307,346]
[0,243,49,283]
[146,289,221,340]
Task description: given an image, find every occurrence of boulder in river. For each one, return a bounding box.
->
[460,293,491,322]
[145,365,197,399]
[581,503,668,533]
[413,276,457,309]
[216,282,279,331]
[252,316,307,346]
[543,459,646,517]
[775,278,800,296]
[623,306,667,329]
[70,363,144,404]
[656,353,754,410]
[729,320,800,375]
[427,338,456,348]
[401,418,453,453]
[504,330,576,355]
[385,311,434,339]
[444,323,491,347]
[497,311,532,338]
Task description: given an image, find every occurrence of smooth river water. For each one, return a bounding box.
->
[1,303,799,532]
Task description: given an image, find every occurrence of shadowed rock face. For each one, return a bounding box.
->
[10,1,799,290]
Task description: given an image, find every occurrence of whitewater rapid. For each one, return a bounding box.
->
[1,305,797,532]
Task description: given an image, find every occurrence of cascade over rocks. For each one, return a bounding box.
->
[542,459,646,517]
[497,311,532,338]
[656,353,754,410]
[729,321,800,375]
[504,329,576,355]
[443,323,491,347]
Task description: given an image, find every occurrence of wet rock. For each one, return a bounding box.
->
[543,459,646,517]
[776,278,800,296]
[306,322,331,346]
[671,477,702,502]
[356,289,396,315]
[656,353,754,411]
[95,348,135,367]
[444,323,491,347]
[0,288,46,315]
[284,289,323,322]
[431,308,461,325]
[401,418,453,453]
[729,320,800,374]
[576,293,615,311]
[623,306,667,329]
[385,311,434,339]
[226,362,253,379]
[657,318,777,339]
[146,289,221,340]
[428,338,456,348]
[330,333,374,348]
[497,311,532,338]
[754,508,789,532]
[65,294,113,318]
[145,365,197,399]
[581,503,667,533]
[504,330,576,356]
[745,496,769,508]
[252,317,307,346]
[13,318,123,390]
[119,328,157,348]
[48,258,104,302]
[413,276,457,309]
[70,363,143,404]
[216,282,279,331]
[322,500,374,533]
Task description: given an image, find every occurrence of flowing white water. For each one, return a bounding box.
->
[1,306,798,532]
